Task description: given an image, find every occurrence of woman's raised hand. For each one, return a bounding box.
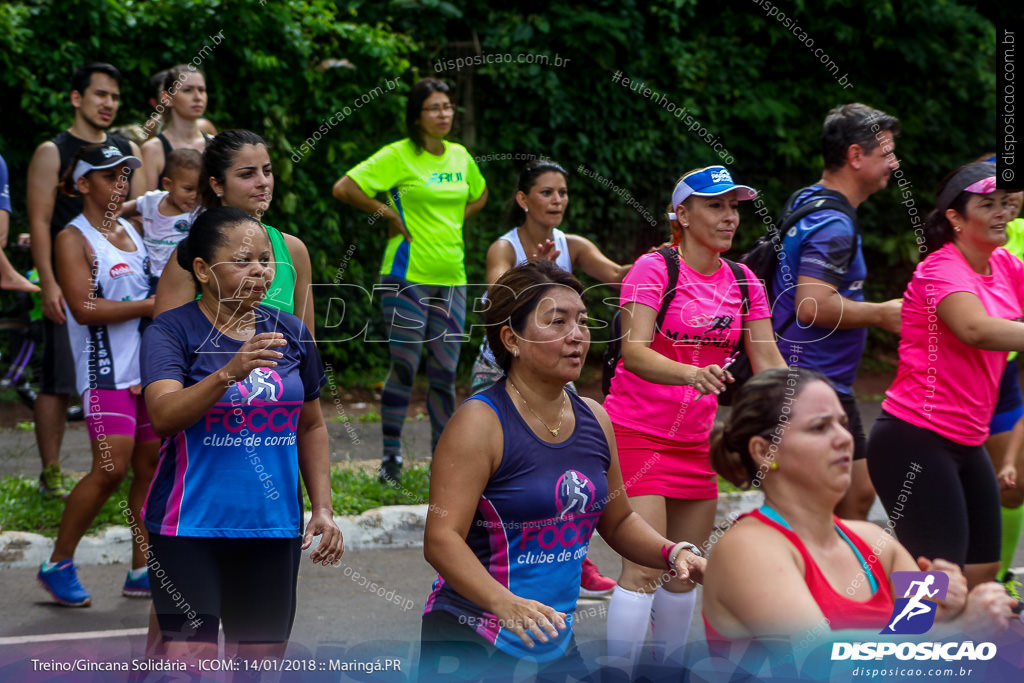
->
[221,332,287,385]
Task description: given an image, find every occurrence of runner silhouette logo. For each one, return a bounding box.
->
[880,571,949,635]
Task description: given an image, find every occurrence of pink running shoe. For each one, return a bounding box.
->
[579,557,617,597]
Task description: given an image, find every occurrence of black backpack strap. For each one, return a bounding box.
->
[774,189,860,337]
[654,247,680,332]
[723,258,749,354]
[722,258,749,315]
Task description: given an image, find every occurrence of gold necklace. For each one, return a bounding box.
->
[508,379,567,437]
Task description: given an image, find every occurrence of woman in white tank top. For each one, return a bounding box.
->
[471,160,632,395]
[36,145,160,608]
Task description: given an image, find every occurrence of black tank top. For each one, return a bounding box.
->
[155,131,212,183]
[50,131,134,239]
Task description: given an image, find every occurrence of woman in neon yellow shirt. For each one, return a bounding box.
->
[334,78,488,485]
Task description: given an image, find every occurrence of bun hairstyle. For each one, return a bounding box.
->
[709,367,826,489]
[505,159,568,229]
[485,260,585,373]
[199,129,268,210]
[176,206,264,280]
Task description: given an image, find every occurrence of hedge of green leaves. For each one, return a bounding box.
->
[0,0,999,382]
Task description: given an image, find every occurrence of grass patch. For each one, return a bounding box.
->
[0,464,433,537]
[0,475,132,536]
[3,466,738,537]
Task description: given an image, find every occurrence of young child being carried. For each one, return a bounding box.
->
[122,148,200,276]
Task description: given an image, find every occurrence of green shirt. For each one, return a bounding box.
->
[346,138,486,285]
[264,224,295,313]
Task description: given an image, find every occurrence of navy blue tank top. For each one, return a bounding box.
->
[424,379,611,662]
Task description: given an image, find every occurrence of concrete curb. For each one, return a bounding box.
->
[0,505,430,570]
[0,494,890,569]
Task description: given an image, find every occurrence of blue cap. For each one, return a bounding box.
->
[670,166,756,212]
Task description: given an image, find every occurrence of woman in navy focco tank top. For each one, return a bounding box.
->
[420,260,707,681]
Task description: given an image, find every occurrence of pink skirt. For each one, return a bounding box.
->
[613,423,717,499]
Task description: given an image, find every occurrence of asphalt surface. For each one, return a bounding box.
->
[4,395,1024,682]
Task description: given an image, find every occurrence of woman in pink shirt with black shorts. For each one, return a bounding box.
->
[867,161,1022,590]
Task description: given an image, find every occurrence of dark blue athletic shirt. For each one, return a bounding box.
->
[424,379,611,662]
[772,185,867,394]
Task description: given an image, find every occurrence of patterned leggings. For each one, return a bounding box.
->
[379,276,466,460]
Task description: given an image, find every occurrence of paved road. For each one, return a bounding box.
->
[5,395,1024,682]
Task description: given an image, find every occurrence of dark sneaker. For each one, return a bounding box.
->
[38,560,92,607]
[378,456,402,485]
[39,464,70,499]
[122,569,151,598]
[579,557,617,597]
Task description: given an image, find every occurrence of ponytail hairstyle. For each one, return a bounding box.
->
[162,64,204,96]
[709,367,826,490]
[59,143,107,197]
[199,129,268,210]
[505,159,569,229]
[176,206,264,281]
[922,162,994,256]
[666,169,701,246]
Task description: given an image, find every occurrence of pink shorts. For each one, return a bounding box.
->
[613,423,718,499]
[83,388,158,443]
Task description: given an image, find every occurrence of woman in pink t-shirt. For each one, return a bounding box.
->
[867,161,1021,588]
[603,166,785,675]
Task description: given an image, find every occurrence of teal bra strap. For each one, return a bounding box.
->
[758,505,879,594]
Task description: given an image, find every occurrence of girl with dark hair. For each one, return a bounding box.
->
[867,162,1024,588]
[421,260,705,680]
[37,145,159,607]
[153,129,314,331]
[140,205,342,663]
[332,78,488,485]
[140,65,211,190]
[470,159,630,394]
[602,166,785,676]
[702,368,1014,651]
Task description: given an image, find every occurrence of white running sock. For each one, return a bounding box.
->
[128,567,148,580]
[651,587,698,667]
[41,560,60,572]
[606,586,655,678]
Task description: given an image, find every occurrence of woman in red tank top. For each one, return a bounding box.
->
[702,367,1016,653]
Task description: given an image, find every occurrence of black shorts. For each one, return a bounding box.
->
[41,316,75,395]
[148,534,302,644]
[836,390,867,461]
[866,411,1001,566]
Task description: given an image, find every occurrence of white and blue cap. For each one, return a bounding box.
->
[667,165,757,220]
[72,144,142,185]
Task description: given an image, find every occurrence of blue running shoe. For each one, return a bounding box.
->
[122,569,151,598]
[37,560,92,607]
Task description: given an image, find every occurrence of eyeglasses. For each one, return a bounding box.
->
[422,103,455,114]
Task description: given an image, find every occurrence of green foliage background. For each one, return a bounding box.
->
[0,0,1000,381]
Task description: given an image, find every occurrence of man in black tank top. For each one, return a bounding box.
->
[26,62,144,497]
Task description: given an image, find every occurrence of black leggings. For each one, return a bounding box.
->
[866,412,1001,566]
[148,533,301,644]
